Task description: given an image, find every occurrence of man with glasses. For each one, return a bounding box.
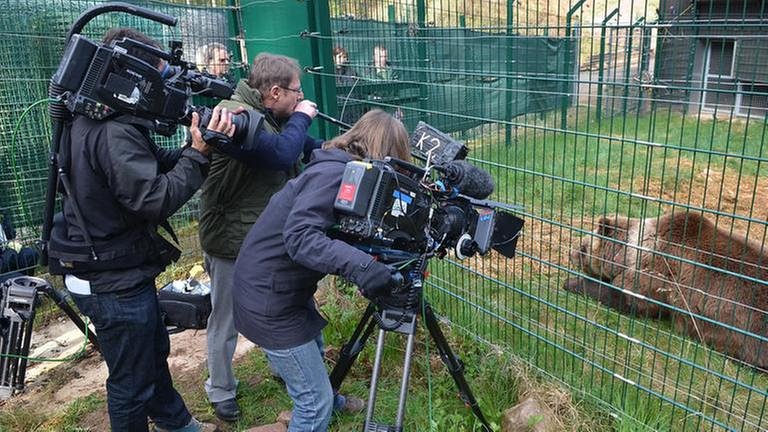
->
[198,52,322,423]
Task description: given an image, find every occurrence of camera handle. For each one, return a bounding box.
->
[67,3,176,41]
[329,262,492,432]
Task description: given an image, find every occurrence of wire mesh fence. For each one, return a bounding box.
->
[2,0,768,430]
[314,1,768,430]
[0,0,242,265]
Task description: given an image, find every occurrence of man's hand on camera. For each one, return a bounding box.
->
[356,260,399,300]
[295,100,319,119]
[190,105,243,155]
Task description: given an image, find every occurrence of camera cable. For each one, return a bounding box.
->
[10,97,57,234]
[8,98,96,364]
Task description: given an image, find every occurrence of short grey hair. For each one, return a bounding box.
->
[196,42,228,70]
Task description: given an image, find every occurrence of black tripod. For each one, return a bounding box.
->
[329,256,492,432]
[0,276,99,398]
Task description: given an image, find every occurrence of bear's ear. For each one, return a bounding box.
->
[596,217,615,238]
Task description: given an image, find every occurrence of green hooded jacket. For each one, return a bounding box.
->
[198,80,300,259]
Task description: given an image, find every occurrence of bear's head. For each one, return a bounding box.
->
[571,216,634,281]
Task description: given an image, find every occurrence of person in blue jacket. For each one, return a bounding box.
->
[232,109,411,432]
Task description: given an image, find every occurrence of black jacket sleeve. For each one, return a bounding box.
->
[217,112,322,170]
[282,165,378,283]
[154,147,183,173]
[98,124,209,223]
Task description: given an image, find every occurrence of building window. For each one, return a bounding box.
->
[703,39,737,112]
[708,39,735,78]
[737,82,768,118]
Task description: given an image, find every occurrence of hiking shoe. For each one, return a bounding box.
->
[212,398,240,422]
[340,395,366,413]
[275,395,365,427]
[153,418,218,432]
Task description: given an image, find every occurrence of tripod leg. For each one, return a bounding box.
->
[365,327,387,429]
[394,331,417,430]
[422,303,493,432]
[329,303,377,391]
[14,295,38,392]
[40,285,100,351]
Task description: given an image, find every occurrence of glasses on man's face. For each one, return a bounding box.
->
[280,86,303,95]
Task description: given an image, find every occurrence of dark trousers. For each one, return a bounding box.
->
[71,282,192,432]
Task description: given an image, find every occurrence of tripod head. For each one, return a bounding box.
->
[351,246,427,321]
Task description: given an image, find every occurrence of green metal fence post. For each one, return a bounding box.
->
[561,0,587,131]
[638,20,653,113]
[596,8,619,121]
[228,0,245,80]
[239,0,319,136]
[305,0,337,139]
[623,17,645,116]
[505,0,515,147]
[416,0,428,121]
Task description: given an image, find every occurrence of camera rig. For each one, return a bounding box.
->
[329,123,524,431]
[333,156,523,262]
[47,2,263,139]
[41,3,271,265]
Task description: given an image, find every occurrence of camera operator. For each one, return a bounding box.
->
[54,28,232,432]
[231,110,410,432]
[198,52,324,422]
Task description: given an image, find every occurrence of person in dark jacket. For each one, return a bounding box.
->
[333,46,357,86]
[198,52,323,422]
[232,110,411,432]
[53,28,233,432]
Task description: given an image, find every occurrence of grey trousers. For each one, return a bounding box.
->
[204,253,239,403]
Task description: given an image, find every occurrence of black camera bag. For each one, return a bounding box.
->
[158,284,211,331]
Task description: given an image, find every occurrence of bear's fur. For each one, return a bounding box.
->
[567,211,768,369]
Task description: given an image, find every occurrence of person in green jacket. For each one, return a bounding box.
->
[198,53,323,422]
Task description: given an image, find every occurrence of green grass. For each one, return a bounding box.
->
[436,108,768,431]
[0,284,613,432]
[5,108,767,431]
[475,109,768,220]
[220,285,613,432]
[424,255,768,431]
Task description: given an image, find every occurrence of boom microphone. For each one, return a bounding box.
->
[439,160,495,200]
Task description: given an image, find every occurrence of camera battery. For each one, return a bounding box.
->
[334,161,380,217]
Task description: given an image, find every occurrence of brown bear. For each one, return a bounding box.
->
[566,211,768,369]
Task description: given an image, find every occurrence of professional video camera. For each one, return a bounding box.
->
[49,4,263,139]
[42,3,259,264]
[333,121,524,263]
[329,122,524,431]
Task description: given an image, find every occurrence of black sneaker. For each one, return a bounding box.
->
[212,398,240,422]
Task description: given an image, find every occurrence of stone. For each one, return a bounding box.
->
[501,396,558,432]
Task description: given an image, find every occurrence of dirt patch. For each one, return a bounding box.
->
[632,160,768,240]
[499,159,768,283]
[2,276,256,428]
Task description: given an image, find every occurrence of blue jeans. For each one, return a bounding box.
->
[264,335,346,432]
[71,282,192,432]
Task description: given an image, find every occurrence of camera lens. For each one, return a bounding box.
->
[184,106,263,146]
